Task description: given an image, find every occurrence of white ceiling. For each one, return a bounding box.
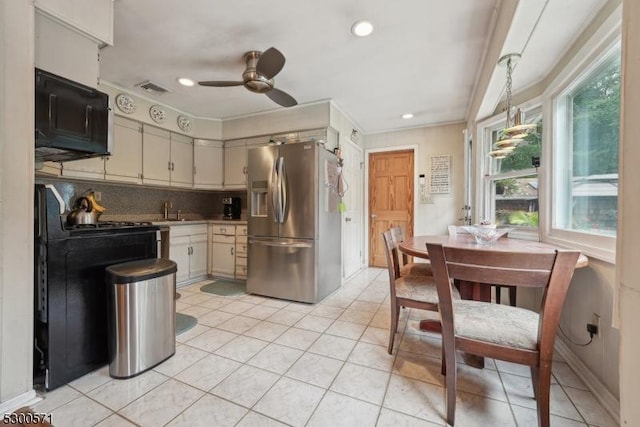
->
[99,0,609,134]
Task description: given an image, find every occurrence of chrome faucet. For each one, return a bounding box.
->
[163,201,172,219]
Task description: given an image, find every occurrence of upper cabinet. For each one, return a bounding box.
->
[105,116,143,183]
[224,136,270,189]
[170,133,194,188]
[34,0,114,45]
[194,139,224,190]
[142,124,193,188]
[224,139,247,189]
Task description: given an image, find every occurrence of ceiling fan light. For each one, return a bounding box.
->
[402,113,414,119]
[351,20,373,37]
[177,78,194,87]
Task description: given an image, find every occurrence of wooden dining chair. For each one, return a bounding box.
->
[381,230,459,355]
[448,225,516,306]
[390,226,432,277]
[426,242,580,427]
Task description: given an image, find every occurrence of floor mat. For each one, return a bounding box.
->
[176,313,198,336]
[200,280,246,296]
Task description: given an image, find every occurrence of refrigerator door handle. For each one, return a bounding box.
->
[271,157,280,223]
[279,157,287,223]
[249,239,313,248]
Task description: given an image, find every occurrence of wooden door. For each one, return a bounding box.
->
[369,150,414,267]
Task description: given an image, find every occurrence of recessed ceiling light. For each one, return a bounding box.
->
[351,20,373,37]
[402,113,414,119]
[177,78,195,87]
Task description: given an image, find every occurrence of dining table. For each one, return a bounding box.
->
[398,233,588,368]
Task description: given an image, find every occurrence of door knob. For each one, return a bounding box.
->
[371,214,377,218]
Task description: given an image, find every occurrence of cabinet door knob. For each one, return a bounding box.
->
[231,247,234,255]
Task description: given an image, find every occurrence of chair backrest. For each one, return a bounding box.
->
[381,230,401,299]
[427,242,580,359]
[389,225,410,265]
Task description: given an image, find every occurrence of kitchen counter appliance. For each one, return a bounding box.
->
[34,184,160,390]
[223,197,241,219]
[247,142,341,303]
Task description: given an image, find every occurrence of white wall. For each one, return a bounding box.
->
[222,101,330,140]
[365,123,466,237]
[0,0,36,407]
[98,82,223,140]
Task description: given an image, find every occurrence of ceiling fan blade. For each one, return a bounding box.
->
[266,88,298,107]
[198,81,244,87]
[256,47,286,79]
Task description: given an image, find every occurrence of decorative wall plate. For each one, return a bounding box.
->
[115,93,136,114]
[149,105,166,124]
[177,115,192,132]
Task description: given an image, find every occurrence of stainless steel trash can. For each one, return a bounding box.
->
[106,258,177,378]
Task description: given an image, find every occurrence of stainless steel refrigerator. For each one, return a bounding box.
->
[247,142,341,303]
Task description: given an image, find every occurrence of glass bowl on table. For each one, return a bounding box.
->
[461,225,513,246]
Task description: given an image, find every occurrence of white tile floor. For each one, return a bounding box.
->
[31,268,618,427]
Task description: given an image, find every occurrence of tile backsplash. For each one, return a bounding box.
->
[35,177,247,220]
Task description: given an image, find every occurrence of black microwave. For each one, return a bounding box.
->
[35,68,111,162]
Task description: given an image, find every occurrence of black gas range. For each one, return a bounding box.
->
[34,184,160,390]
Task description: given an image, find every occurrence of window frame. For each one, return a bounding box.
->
[476,98,542,241]
[541,8,621,263]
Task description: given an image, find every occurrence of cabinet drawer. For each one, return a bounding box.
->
[235,255,247,266]
[170,224,207,238]
[211,224,235,235]
[235,243,248,255]
[235,225,247,237]
[212,234,235,244]
[235,235,247,244]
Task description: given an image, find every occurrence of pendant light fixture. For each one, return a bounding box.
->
[489,53,537,159]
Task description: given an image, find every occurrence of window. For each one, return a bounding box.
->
[553,44,620,238]
[480,109,542,236]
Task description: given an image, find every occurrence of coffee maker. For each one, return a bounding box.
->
[222,197,241,219]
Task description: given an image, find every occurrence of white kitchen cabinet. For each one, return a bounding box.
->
[105,116,142,183]
[171,235,191,284]
[34,0,114,45]
[142,125,193,187]
[142,125,171,185]
[210,224,236,278]
[170,224,208,286]
[194,139,223,189]
[224,139,247,189]
[224,137,269,189]
[169,132,194,188]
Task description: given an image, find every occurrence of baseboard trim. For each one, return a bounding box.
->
[555,339,620,424]
[0,390,40,415]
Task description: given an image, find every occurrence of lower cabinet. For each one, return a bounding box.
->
[210,224,236,278]
[235,225,248,279]
[209,223,248,279]
[169,224,208,285]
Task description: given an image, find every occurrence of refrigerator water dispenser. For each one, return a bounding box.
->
[251,180,268,217]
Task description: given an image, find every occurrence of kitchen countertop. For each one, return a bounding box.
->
[151,219,247,226]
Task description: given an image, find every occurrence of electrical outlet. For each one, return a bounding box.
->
[587,313,600,338]
[592,313,600,333]
[94,191,102,201]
